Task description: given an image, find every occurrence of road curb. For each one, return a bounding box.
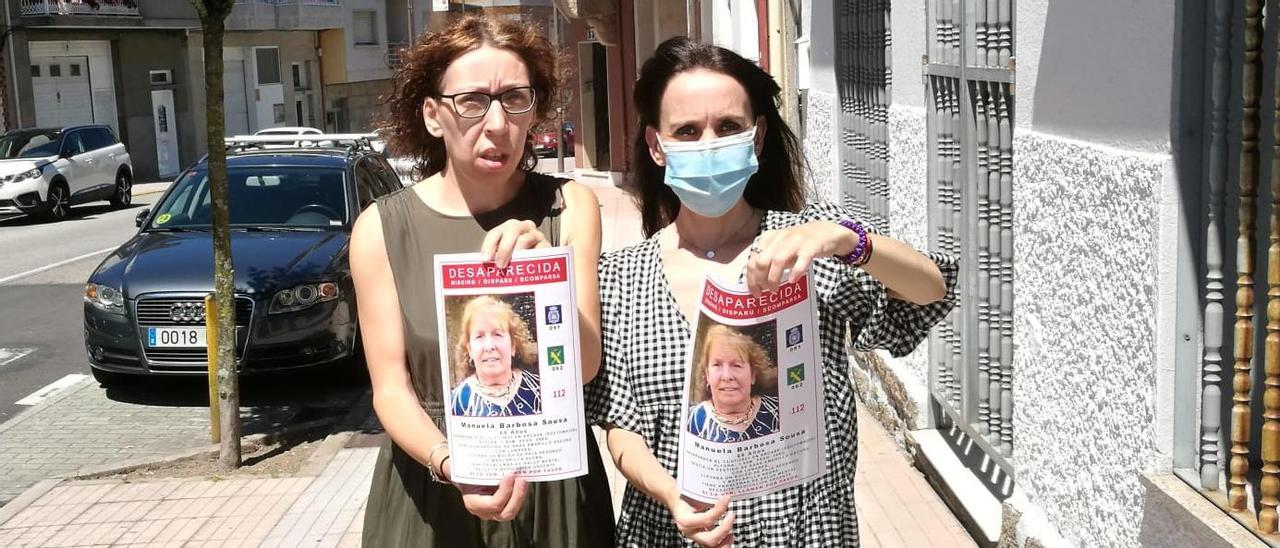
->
[67,416,342,481]
[0,376,93,436]
[0,478,62,525]
[298,388,373,477]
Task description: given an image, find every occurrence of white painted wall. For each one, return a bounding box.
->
[801,1,1190,546]
[345,0,392,83]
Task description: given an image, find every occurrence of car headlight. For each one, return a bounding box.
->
[14,167,41,182]
[85,283,125,315]
[270,282,340,314]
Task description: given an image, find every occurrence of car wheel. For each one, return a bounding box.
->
[41,183,70,221]
[90,367,131,387]
[110,171,132,209]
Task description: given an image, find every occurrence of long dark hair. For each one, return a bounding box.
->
[379,14,564,181]
[630,37,805,237]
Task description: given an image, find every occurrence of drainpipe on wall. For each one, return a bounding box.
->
[315,32,327,132]
[3,0,20,129]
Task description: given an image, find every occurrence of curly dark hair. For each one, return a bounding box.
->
[379,13,565,181]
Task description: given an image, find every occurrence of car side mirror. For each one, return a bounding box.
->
[135,209,150,228]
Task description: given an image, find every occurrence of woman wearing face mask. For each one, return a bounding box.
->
[686,325,780,442]
[585,37,958,547]
[350,14,613,547]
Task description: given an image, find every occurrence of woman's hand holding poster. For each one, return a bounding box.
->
[677,273,827,502]
[433,247,588,485]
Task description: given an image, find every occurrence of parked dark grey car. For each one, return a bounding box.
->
[83,139,403,385]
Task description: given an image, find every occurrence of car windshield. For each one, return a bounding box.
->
[0,130,62,159]
[147,166,348,230]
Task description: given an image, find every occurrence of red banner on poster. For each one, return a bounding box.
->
[700,276,809,319]
[442,257,569,289]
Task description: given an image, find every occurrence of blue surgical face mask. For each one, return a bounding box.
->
[659,127,759,218]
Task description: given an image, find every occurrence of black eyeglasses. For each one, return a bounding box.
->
[436,86,537,119]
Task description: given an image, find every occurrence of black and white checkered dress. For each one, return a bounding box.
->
[586,203,959,547]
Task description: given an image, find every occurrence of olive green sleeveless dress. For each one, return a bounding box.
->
[362,173,616,547]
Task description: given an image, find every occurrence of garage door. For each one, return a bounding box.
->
[223,58,250,136]
[32,56,94,128]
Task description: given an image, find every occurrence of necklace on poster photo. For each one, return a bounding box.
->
[476,372,516,398]
[711,397,756,426]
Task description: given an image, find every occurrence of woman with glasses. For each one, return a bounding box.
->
[585,37,957,547]
[350,14,613,547]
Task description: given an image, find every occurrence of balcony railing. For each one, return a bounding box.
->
[20,0,139,17]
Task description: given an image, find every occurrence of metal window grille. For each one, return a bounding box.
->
[923,0,1016,482]
[834,0,890,231]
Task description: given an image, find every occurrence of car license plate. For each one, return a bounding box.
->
[146,327,206,348]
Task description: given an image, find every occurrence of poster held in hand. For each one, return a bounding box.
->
[433,246,588,485]
[676,273,827,502]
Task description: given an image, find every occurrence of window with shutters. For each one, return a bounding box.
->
[256,47,281,85]
[354,11,378,46]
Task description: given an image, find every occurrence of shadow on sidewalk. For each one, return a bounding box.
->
[98,366,371,417]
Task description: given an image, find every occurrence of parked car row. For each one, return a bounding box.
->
[83,132,405,385]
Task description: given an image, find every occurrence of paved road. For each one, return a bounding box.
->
[0,197,159,424]
[0,183,368,506]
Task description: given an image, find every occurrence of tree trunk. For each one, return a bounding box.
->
[194,0,240,470]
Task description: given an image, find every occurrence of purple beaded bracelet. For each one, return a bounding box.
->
[836,219,872,267]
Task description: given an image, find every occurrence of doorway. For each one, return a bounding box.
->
[577,42,610,171]
[151,89,179,177]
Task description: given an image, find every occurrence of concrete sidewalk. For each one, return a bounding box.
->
[0,403,971,547]
[0,182,975,547]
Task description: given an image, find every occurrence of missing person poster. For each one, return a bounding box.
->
[676,274,827,502]
[433,247,588,485]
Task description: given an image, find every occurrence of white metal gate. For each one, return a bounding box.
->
[32,56,93,127]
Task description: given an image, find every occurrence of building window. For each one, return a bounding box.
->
[354,10,378,45]
[30,65,39,77]
[256,47,281,85]
[273,103,286,124]
[291,63,303,89]
[49,64,61,77]
[69,64,81,77]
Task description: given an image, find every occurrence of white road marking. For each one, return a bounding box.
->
[0,246,117,286]
[0,347,35,368]
[15,374,88,406]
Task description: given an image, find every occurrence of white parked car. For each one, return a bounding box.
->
[0,125,134,221]
[253,127,323,148]
[253,126,323,137]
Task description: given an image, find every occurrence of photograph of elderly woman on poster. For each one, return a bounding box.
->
[448,294,543,417]
[686,322,781,442]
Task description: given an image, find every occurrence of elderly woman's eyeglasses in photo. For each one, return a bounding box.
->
[437,87,537,119]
